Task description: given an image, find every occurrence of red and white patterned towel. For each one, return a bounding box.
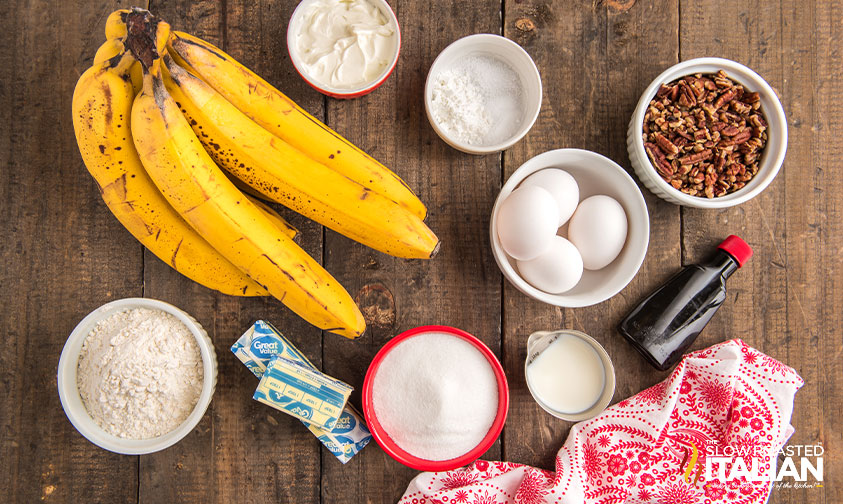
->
[400,339,803,504]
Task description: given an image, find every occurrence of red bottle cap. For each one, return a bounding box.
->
[718,235,752,267]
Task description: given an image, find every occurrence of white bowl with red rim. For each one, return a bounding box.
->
[287,0,401,99]
[362,325,509,471]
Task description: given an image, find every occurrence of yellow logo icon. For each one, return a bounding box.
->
[679,442,702,485]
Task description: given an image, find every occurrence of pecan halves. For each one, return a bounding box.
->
[720,129,752,146]
[713,88,738,109]
[653,132,680,156]
[679,149,713,165]
[678,82,697,107]
[645,142,674,176]
[642,70,768,198]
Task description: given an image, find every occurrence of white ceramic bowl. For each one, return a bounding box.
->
[287,0,401,99]
[627,57,788,208]
[57,298,217,454]
[424,34,542,154]
[491,149,649,307]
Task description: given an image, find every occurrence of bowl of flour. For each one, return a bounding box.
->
[57,298,217,454]
[362,325,509,471]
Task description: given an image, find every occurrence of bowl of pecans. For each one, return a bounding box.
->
[627,58,787,208]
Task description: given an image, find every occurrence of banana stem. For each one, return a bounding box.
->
[123,8,165,70]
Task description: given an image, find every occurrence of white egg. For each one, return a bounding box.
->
[496,185,559,261]
[519,168,579,226]
[517,236,583,294]
[567,195,628,270]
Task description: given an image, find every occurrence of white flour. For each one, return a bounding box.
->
[77,308,204,439]
[371,332,499,461]
[429,54,525,146]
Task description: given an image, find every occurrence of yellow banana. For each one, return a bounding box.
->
[132,63,366,338]
[168,31,428,221]
[93,38,124,61]
[104,9,130,39]
[165,38,200,75]
[93,38,142,94]
[162,57,439,259]
[225,170,274,203]
[72,53,266,296]
[244,194,299,241]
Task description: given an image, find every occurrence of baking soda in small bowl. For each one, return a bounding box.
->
[429,54,525,147]
[370,330,500,462]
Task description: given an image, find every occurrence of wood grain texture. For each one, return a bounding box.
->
[779,1,841,502]
[140,0,327,502]
[319,0,504,500]
[1,0,840,502]
[138,3,227,501]
[501,0,680,468]
[679,1,840,502]
[677,0,787,355]
[677,2,792,502]
[0,0,142,502]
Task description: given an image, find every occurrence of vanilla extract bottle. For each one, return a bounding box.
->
[618,235,753,371]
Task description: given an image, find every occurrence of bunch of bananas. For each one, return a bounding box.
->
[72,8,439,339]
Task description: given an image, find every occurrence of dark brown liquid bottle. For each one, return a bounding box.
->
[618,235,752,371]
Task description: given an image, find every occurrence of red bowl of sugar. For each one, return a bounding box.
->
[362,325,509,471]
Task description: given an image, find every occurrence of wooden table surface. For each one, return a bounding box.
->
[1,0,839,502]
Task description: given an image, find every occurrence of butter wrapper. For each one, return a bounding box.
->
[233,321,372,462]
[231,320,314,378]
[307,403,371,464]
[254,356,353,430]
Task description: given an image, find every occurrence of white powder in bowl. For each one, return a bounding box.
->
[429,54,525,146]
[371,332,499,461]
[76,308,204,439]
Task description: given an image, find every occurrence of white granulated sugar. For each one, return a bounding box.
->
[371,332,499,461]
[429,54,525,146]
[76,308,204,439]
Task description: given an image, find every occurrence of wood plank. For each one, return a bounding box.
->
[677,2,787,352]
[501,0,681,469]
[780,1,842,503]
[677,3,793,502]
[139,1,325,502]
[679,1,839,502]
[1,1,840,503]
[0,0,142,501]
[138,4,226,502]
[319,0,504,501]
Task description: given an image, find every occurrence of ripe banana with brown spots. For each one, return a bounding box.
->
[104,8,131,40]
[71,49,268,296]
[168,30,429,221]
[161,56,439,259]
[131,60,365,338]
[93,38,142,94]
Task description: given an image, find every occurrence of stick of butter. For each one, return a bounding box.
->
[254,356,353,430]
[231,320,314,378]
[306,404,371,463]
[232,321,372,462]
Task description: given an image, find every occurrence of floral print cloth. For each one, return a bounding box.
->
[400,339,803,504]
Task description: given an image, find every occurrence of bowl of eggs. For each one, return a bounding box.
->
[490,149,649,307]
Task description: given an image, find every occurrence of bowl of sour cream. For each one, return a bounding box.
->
[287,0,401,98]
